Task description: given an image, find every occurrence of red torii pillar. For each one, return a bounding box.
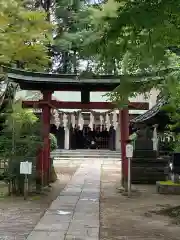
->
[120,108,129,188]
[38,91,52,185]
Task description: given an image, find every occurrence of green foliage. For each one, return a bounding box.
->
[161,74,180,152]
[0,101,42,160]
[0,0,52,71]
[53,0,94,73]
[87,0,180,104]
[0,101,42,193]
[49,133,58,151]
[173,136,180,152]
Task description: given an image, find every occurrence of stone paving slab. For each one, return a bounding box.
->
[28,231,66,240]
[27,161,100,240]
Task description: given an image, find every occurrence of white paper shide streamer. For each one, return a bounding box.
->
[78,112,84,130]
[63,113,68,128]
[112,110,118,129]
[71,113,76,128]
[51,109,60,129]
[105,113,110,131]
[100,115,104,131]
[89,112,94,130]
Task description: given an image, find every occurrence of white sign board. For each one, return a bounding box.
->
[126,144,133,158]
[20,161,32,175]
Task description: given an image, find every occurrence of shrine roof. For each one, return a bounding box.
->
[4,66,170,91]
[131,98,167,123]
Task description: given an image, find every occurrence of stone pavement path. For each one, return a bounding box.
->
[27,160,101,240]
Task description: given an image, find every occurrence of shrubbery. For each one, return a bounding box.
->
[49,133,58,151]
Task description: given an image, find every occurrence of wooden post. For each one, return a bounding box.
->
[41,91,52,185]
[24,174,28,200]
[36,148,44,190]
[120,108,129,189]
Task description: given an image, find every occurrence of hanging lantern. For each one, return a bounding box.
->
[112,110,118,129]
[71,113,76,128]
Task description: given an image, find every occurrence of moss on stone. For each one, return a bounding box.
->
[158,180,180,186]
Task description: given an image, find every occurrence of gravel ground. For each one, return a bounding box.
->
[100,161,180,240]
[0,160,81,240]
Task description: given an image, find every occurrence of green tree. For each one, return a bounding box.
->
[87,0,180,104]
[162,73,180,149]
[0,0,52,71]
[53,0,94,73]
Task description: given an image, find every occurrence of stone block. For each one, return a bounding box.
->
[34,217,70,232]
[67,225,99,238]
[49,199,76,211]
[65,235,97,240]
[156,181,180,194]
[27,231,66,240]
[57,195,79,203]
[42,212,72,223]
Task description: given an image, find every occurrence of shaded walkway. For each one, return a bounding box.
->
[27,161,100,239]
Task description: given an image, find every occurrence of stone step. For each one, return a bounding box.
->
[53,158,120,163]
[52,149,121,153]
[53,155,121,159]
[51,149,121,159]
[52,154,121,159]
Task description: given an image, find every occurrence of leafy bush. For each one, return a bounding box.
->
[0,102,42,159]
[0,101,42,194]
[49,133,58,151]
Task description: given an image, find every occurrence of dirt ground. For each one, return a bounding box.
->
[1,159,180,240]
[100,161,180,240]
[0,160,81,240]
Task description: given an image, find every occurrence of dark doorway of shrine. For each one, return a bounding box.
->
[51,124,116,150]
[70,125,115,150]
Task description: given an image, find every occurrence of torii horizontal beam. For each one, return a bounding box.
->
[22,100,149,110]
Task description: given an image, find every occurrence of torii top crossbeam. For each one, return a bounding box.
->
[6,67,123,91]
[5,67,149,110]
[5,66,155,92]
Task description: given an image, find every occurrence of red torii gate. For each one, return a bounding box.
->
[7,68,149,185]
[23,94,146,186]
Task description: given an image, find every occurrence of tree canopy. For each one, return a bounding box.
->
[85,0,180,104]
[0,0,51,71]
[52,0,93,73]
[1,0,180,104]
